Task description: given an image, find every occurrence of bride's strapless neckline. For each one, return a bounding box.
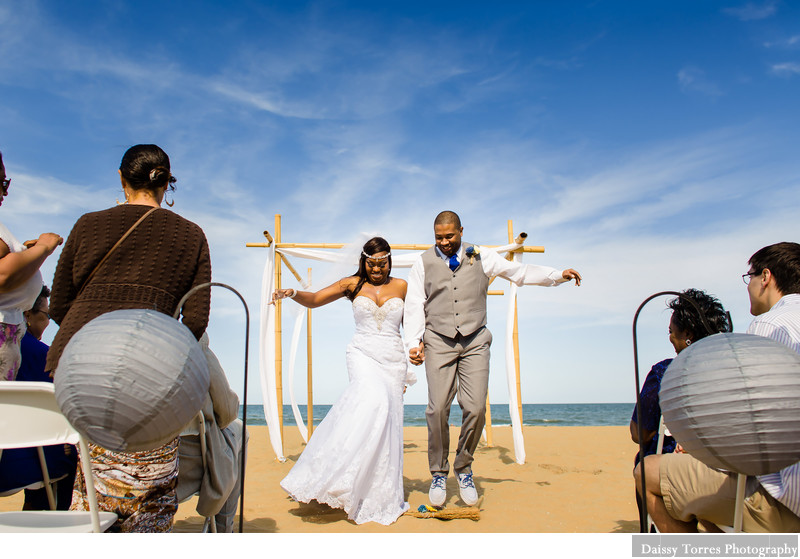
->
[352,296,403,332]
[353,296,403,308]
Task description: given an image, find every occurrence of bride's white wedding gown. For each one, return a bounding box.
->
[280,296,414,525]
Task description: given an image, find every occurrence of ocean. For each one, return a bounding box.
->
[240,403,634,427]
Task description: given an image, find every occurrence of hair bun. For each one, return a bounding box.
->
[149,167,168,184]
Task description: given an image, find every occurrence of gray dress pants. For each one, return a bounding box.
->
[424,326,492,476]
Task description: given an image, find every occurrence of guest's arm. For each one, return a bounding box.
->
[630,363,667,445]
[200,333,239,429]
[0,233,62,293]
[630,420,656,445]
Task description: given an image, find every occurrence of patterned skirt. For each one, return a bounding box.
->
[71,438,179,532]
[0,322,24,381]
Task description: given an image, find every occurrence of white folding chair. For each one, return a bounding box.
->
[645,416,669,532]
[0,382,117,532]
[0,446,67,510]
[178,410,217,533]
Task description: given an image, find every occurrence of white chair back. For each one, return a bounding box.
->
[0,382,117,532]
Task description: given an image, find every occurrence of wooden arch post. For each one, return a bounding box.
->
[307,267,314,437]
[508,220,524,427]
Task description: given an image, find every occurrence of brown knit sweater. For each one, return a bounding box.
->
[46,204,211,372]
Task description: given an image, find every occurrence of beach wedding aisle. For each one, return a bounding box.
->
[169,424,638,533]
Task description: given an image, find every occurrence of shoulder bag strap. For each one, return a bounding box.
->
[77,206,159,297]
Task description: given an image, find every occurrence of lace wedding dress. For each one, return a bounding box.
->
[280,296,414,525]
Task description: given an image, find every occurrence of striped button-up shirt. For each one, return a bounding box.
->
[747,293,800,516]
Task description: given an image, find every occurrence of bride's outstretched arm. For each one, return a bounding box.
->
[271,277,357,308]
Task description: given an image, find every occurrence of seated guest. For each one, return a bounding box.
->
[0,150,63,381]
[0,286,77,509]
[630,288,729,528]
[49,144,211,532]
[630,289,730,460]
[176,334,247,533]
[636,242,800,532]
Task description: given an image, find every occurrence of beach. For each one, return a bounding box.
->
[0,425,639,533]
[189,424,639,533]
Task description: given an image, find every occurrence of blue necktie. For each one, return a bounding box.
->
[449,254,459,271]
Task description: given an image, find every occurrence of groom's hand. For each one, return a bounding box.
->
[409,342,425,365]
[562,268,582,286]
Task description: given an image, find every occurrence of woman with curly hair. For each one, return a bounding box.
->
[630,288,730,528]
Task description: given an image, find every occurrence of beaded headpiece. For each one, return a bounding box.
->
[362,251,390,260]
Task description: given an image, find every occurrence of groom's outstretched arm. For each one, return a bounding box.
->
[480,246,582,287]
[404,255,426,365]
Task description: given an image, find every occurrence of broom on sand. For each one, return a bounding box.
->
[404,504,480,520]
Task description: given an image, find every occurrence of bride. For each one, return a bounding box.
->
[271,236,415,525]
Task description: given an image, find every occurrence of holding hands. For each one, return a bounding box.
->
[409,341,425,366]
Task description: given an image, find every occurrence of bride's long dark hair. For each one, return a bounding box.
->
[344,236,392,301]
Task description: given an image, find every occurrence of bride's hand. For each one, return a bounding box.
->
[270,289,296,304]
[409,342,425,365]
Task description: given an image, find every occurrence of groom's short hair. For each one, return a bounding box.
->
[434,210,461,229]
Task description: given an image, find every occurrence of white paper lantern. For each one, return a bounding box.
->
[661,333,800,476]
[54,309,209,452]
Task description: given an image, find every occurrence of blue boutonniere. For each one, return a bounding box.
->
[465,245,479,265]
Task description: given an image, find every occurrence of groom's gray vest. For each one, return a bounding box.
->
[421,243,489,339]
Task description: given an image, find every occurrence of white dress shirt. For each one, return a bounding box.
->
[0,221,44,324]
[747,293,800,516]
[403,244,567,348]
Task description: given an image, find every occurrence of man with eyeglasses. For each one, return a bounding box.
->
[743,242,800,351]
[638,242,800,532]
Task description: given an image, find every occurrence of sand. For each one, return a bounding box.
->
[176,425,639,533]
[0,425,640,533]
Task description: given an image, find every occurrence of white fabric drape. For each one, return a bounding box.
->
[259,243,286,461]
[287,309,309,442]
[260,241,530,463]
[504,250,526,464]
[276,247,420,268]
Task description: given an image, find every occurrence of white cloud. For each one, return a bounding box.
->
[723,1,778,21]
[770,62,800,76]
[677,66,723,97]
[763,35,800,48]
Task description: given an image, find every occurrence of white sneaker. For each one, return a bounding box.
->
[457,472,478,505]
[429,474,447,506]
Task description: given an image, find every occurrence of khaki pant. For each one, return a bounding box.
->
[661,453,800,532]
[424,327,492,476]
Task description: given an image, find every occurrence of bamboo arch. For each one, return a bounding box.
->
[247,214,545,464]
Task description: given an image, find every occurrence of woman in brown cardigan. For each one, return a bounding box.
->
[48,144,211,532]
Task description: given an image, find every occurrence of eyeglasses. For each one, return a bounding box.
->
[1,178,9,194]
[32,308,50,320]
[742,271,759,285]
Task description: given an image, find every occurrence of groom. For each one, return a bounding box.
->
[404,210,581,506]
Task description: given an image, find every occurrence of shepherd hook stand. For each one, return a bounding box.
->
[175,282,250,534]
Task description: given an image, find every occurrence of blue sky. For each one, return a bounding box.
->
[1,1,799,407]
